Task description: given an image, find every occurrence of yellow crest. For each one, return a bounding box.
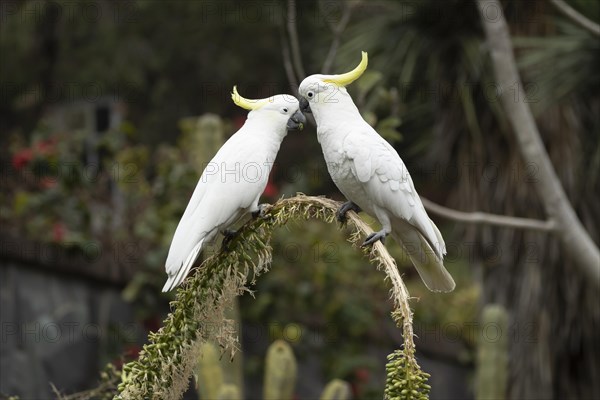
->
[231,86,269,111]
[323,51,368,87]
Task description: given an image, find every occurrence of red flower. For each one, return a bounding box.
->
[263,179,278,198]
[263,168,279,198]
[124,344,141,360]
[111,344,142,368]
[142,316,161,333]
[40,177,57,189]
[233,115,246,130]
[354,367,370,382]
[350,367,371,398]
[34,139,56,156]
[11,148,33,170]
[52,222,67,242]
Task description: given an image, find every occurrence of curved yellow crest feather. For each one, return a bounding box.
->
[231,86,269,111]
[323,51,368,87]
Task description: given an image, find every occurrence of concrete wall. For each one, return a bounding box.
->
[0,260,139,399]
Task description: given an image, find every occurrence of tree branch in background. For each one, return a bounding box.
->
[320,1,355,74]
[550,0,600,36]
[421,198,557,232]
[286,0,305,80]
[280,26,299,95]
[477,0,600,284]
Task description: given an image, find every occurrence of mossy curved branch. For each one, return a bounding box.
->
[115,194,427,400]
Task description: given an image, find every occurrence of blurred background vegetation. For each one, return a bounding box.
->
[1,0,598,399]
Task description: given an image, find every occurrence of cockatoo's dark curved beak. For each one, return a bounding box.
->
[287,109,306,131]
[299,97,311,114]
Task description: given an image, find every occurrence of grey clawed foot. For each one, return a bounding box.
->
[361,230,387,247]
[221,229,238,251]
[251,203,270,219]
[337,201,361,223]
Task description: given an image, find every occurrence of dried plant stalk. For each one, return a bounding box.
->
[114,194,428,400]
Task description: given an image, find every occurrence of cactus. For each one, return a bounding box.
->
[195,337,352,400]
[217,384,242,400]
[475,304,508,400]
[220,299,244,396]
[263,340,297,400]
[197,336,352,400]
[194,298,244,400]
[179,114,226,173]
[320,379,352,400]
[195,342,224,400]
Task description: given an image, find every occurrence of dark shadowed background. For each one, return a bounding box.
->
[1,0,599,399]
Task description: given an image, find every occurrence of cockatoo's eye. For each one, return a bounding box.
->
[281,107,289,114]
[307,91,314,99]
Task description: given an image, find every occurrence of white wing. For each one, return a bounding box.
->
[162,128,274,291]
[343,128,443,253]
[343,126,454,292]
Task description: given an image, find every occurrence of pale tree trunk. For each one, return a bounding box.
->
[473,1,600,398]
[477,0,600,285]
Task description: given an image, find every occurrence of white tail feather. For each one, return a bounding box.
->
[162,238,205,292]
[392,223,455,293]
[429,218,447,256]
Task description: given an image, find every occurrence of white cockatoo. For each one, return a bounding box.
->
[162,87,306,292]
[298,52,455,292]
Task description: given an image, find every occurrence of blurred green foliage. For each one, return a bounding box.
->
[4,0,598,397]
[2,117,232,320]
[0,0,330,144]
